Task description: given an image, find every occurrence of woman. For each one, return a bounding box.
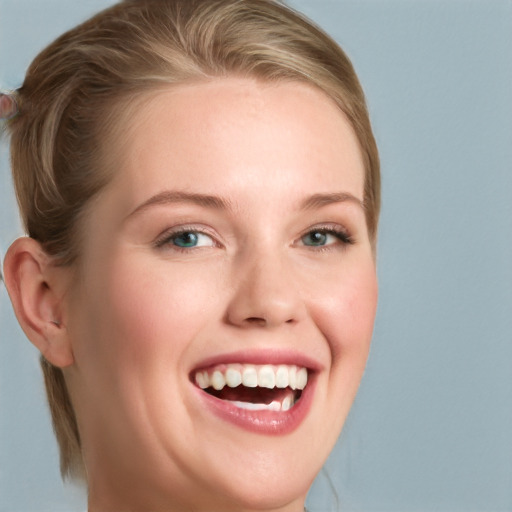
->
[2,0,380,510]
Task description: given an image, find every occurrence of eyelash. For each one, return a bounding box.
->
[153,224,355,252]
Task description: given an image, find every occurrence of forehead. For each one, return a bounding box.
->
[104,78,365,213]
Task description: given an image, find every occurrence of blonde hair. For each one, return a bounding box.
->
[6,0,380,479]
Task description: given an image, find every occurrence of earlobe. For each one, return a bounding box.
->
[3,237,75,368]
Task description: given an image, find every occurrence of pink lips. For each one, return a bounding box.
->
[191,349,320,435]
[195,378,316,434]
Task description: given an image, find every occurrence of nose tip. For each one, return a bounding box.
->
[225,257,304,329]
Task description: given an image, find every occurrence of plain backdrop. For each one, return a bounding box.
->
[1,1,511,511]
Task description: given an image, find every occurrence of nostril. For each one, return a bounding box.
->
[243,316,296,327]
[245,317,266,326]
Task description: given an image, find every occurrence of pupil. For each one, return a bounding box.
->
[175,232,198,247]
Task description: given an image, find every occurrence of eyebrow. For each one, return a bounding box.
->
[127,189,364,220]
[127,190,233,219]
[300,192,365,211]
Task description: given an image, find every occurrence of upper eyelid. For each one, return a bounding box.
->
[297,222,351,238]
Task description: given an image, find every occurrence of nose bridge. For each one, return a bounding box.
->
[226,243,303,328]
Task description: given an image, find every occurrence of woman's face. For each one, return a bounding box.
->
[64,78,377,511]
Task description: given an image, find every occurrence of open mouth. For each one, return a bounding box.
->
[193,364,308,412]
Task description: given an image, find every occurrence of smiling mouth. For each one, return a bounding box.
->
[193,364,308,412]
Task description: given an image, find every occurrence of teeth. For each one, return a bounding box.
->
[194,364,308,391]
[211,370,226,390]
[225,367,242,388]
[195,371,209,389]
[242,366,258,388]
[297,367,308,390]
[288,366,297,390]
[226,395,295,412]
[275,365,289,388]
[281,395,292,412]
[228,400,281,411]
[268,400,281,411]
[258,365,276,388]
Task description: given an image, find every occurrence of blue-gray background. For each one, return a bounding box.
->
[1,1,511,511]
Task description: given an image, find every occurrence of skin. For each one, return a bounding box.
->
[5,78,377,512]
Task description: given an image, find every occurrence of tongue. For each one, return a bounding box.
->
[208,386,293,404]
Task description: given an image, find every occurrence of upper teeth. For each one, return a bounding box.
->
[195,364,308,391]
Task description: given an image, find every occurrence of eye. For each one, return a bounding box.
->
[172,231,212,248]
[155,228,216,250]
[300,227,353,248]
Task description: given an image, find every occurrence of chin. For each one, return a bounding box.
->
[187,436,327,512]
[197,474,311,512]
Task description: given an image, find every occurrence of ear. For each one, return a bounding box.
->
[3,237,74,368]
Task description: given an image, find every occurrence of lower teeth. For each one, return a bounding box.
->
[227,395,293,412]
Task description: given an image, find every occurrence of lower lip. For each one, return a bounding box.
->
[194,377,316,435]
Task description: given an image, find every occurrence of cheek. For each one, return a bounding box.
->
[311,258,378,364]
[76,255,221,375]
[317,257,377,426]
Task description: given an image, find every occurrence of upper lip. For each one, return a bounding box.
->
[190,348,324,374]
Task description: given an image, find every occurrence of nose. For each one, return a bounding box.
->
[225,251,305,329]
